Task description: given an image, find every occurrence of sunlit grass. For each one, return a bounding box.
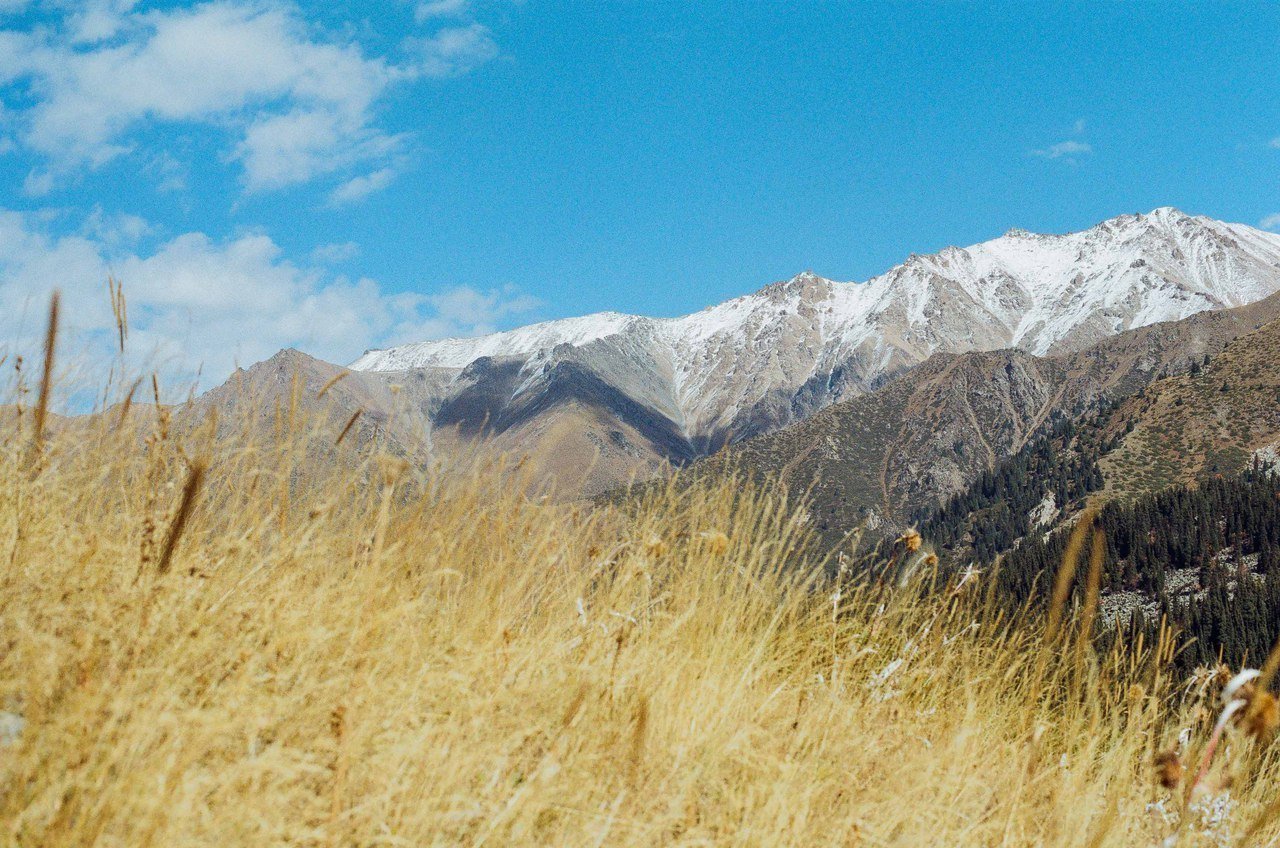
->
[3,297,1280,845]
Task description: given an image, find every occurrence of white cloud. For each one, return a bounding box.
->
[21,168,53,196]
[414,23,499,78]
[1260,213,1280,231]
[80,206,151,247]
[0,1,500,196]
[1032,139,1092,161]
[0,209,538,392]
[416,0,470,20]
[310,241,361,264]
[1270,137,1280,150]
[419,284,540,338]
[330,166,398,205]
[235,108,405,194]
[62,0,140,44]
[148,151,188,193]
[1031,118,1092,163]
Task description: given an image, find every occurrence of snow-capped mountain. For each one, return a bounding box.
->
[351,209,1280,455]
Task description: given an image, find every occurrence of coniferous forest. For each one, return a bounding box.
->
[999,469,1280,672]
[931,462,1280,674]
[914,391,1280,673]
[919,411,1114,564]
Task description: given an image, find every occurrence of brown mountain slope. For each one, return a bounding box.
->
[178,349,682,497]
[177,348,433,464]
[1100,313,1280,500]
[697,290,1280,542]
[714,350,1065,540]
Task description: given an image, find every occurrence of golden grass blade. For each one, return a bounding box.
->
[117,377,142,428]
[1073,527,1106,681]
[1255,629,1280,695]
[317,370,350,399]
[1239,791,1280,847]
[28,289,59,466]
[156,458,206,576]
[336,409,362,445]
[108,275,128,354]
[1045,507,1096,645]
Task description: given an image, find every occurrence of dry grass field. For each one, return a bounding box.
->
[3,310,1280,845]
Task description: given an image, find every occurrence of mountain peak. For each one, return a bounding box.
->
[1103,206,1197,234]
[350,209,1280,445]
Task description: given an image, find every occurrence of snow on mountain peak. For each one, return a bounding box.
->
[351,311,643,371]
[349,210,1280,441]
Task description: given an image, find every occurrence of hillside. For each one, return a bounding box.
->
[907,302,1280,665]
[1099,317,1280,500]
[695,289,1280,548]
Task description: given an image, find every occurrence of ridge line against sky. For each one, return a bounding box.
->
[0,1,1279,389]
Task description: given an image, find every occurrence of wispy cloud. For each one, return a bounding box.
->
[330,167,399,206]
[1033,139,1092,160]
[417,0,471,20]
[413,23,500,78]
[1032,118,1092,164]
[62,0,139,44]
[1260,213,1280,231]
[310,241,361,264]
[418,284,541,340]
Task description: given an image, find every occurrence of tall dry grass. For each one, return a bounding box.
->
[3,317,1280,845]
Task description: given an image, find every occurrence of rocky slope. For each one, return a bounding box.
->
[698,289,1280,546]
[911,291,1280,571]
[1099,312,1280,500]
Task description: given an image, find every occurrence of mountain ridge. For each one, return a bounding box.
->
[180,209,1280,498]
[351,208,1280,455]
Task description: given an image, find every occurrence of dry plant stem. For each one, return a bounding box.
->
[1239,790,1280,847]
[1073,529,1106,687]
[1186,699,1243,807]
[1255,631,1280,694]
[1029,508,1096,714]
[155,459,206,576]
[108,275,128,354]
[336,409,362,445]
[27,290,59,474]
[317,371,349,398]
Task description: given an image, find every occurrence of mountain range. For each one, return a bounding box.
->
[195,208,1280,500]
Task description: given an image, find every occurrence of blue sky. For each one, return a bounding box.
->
[1,1,1279,387]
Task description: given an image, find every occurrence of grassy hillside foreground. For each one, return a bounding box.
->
[4,397,1280,845]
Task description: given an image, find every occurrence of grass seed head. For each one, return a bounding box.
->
[643,536,667,558]
[896,528,922,553]
[1242,690,1280,743]
[700,530,730,556]
[1155,750,1184,790]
